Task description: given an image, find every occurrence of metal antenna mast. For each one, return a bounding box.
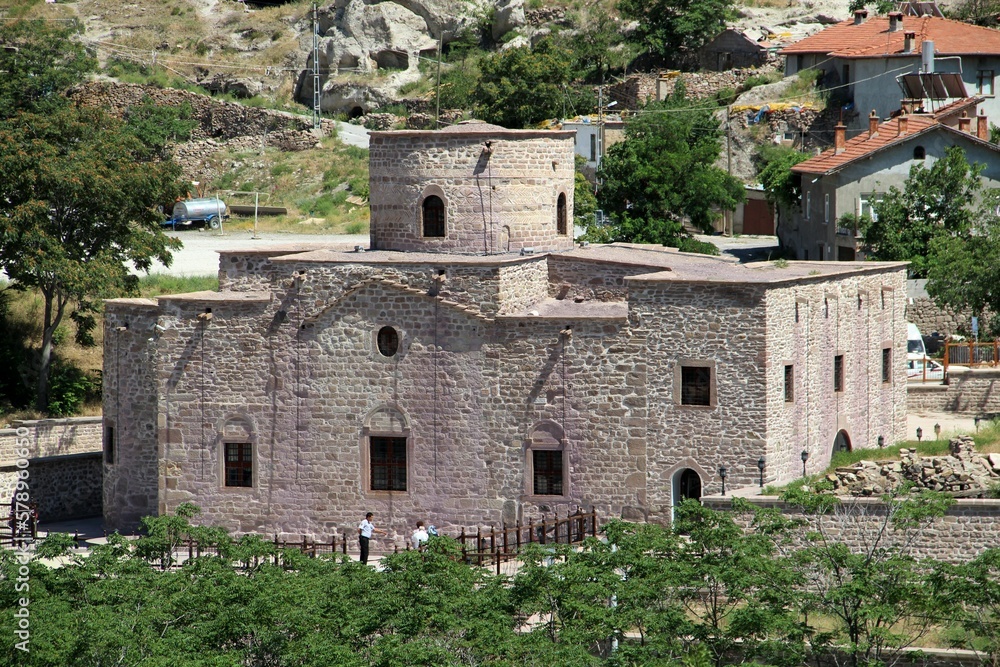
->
[312,3,321,130]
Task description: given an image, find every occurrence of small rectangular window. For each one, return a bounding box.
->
[882,348,892,383]
[104,425,115,465]
[533,450,564,495]
[794,302,800,323]
[681,366,712,406]
[824,194,830,223]
[784,365,794,402]
[589,134,597,162]
[806,191,811,220]
[834,354,844,393]
[370,436,407,491]
[978,69,995,96]
[224,442,253,487]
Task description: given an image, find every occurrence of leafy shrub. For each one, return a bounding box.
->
[673,236,721,255]
[270,163,293,178]
[344,220,368,235]
[715,87,737,106]
[46,361,99,417]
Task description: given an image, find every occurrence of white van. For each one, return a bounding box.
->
[907,323,926,359]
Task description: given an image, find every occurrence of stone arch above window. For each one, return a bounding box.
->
[421,189,446,238]
[363,405,410,434]
[220,416,256,489]
[221,415,254,440]
[556,192,568,235]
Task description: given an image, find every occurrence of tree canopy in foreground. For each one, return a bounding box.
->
[4,490,991,667]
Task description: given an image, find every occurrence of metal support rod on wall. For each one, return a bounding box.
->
[312,3,321,130]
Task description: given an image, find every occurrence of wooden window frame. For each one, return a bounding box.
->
[224,442,254,488]
[369,436,408,492]
[675,360,717,408]
[532,449,565,496]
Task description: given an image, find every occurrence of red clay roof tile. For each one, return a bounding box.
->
[779,16,1000,58]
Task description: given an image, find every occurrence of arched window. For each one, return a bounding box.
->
[526,422,566,497]
[422,195,445,237]
[557,193,567,235]
[913,145,926,160]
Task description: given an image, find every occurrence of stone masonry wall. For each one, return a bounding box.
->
[547,255,675,302]
[369,130,577,255]
[0,418,104,521]
[633,281,768,518]
[764,269,908,482]
[705,493,1000,563]
[906,368,1000,415]
[907,295,974,338]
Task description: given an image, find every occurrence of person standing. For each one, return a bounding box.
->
[411,521,429,551]
[358,512,385,565]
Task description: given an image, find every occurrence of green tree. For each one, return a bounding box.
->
[784,486,953,667]
[123,95,198,158]
[860,146,984,277]
[0,20,95,117]
[619,0,735,66]
[848,0,896,13]
[570,12,636,84]
[923,189,1000,334]
[0,105,185,410]
[594,91,743,248]
[472,38,587,128]
[757,144,809,210]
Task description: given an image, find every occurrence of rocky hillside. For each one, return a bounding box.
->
[0,0,863,118]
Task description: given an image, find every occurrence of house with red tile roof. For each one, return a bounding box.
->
[780,11,1000,131]
[779,98,1000,261]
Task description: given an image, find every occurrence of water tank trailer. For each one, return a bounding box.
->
[164,198,228,230]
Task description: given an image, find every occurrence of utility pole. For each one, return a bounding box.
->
[435,32,443,128]
[725,105,733,236]
[312,3,321,130]
[597,86,603,168]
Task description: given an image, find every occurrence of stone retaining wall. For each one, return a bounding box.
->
[907,295,973,338]
[907,368,1000,415]
[69,81,337,141]
[704,492,1000,563]
[0,417,104,521]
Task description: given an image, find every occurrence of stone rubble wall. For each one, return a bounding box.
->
[907,295,976,338]
[826,436,999,496]
[69,81,337,141]
[705,492,1000,563]
[0,417,102,463]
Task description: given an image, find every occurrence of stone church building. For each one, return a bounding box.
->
[103,121,908,539]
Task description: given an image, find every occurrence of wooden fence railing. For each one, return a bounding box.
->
[944,340,1000,371]
[2,508,601,574]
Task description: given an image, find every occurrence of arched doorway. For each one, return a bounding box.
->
[833,430,852,454]
[672,468,702,504]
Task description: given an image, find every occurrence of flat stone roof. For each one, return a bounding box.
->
[104,298,158,307]
[268,248,545,267]
[498,298,629,320]
[218,243,361,256]
[628,259,908,285]
[154,290,272,303]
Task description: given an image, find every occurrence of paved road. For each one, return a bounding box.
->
[144,231,369,276]
[335,121,370,150]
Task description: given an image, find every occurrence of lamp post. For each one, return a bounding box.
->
[916,427,923,442]
[877,435,884,449]
[757,456,766,488]
[801,450,809,478]
[934,423,941,440]
[718,466,727,496]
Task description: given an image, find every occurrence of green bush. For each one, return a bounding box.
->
[673,236,721,255]
[46,361,100,417]
[344,220,368,235]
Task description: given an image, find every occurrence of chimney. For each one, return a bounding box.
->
[889,12,903,32]
[854,9,868,24]
[868,110,879,138]
[978,109,989,140]
[904,31,915,53]
[834,122,847,154]
[959,111,972,134]
[898,114,908,135]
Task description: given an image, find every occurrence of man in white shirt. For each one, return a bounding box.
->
[411,521,429,551]
[358,511,385,565]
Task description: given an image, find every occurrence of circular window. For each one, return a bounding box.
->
[376,326,399,357]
